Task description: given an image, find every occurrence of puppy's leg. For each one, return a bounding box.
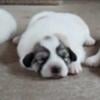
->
[84,34,96,46]
[85,49,100,67]
[68,46,86,74]
[56,34,85,74]
[12,35,20,44]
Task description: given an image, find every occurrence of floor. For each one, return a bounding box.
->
[0,1,100,100]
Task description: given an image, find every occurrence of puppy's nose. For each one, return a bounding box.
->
[51,66,61,74]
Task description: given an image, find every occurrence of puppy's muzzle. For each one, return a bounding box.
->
[50,66,63,78]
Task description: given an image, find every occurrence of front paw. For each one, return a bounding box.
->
[85,56,99,67]
[69,62,82,74]
[84,37,96,46]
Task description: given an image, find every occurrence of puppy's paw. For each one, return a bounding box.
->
[12,36,20,44]
[85,37,96,46]
[85,56,99,67]
[69,62,82,74]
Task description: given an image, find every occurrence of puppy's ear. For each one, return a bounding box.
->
[67,48,77,62]
[23,52,34,68]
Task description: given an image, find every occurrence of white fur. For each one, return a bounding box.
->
[17,11,95,78]
[0,9,17,44]
[85,49,100,67]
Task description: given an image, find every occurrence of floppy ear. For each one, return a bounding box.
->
[23,52,34,68]
[67,48,77,62]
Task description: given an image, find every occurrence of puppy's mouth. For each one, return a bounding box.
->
[41,75,63,79]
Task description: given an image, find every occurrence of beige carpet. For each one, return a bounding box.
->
[0,1,100,100]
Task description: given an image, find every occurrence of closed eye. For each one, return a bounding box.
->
[34,51,49,65]
[58,49,69,58]
[36,57,46,64]
[56,44,69,58]
[56,44,70,64]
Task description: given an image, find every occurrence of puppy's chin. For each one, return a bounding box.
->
[40,71,68,79]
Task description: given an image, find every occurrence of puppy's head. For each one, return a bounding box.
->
[22,35,77,78]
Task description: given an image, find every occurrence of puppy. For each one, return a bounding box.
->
[86,49,100,67]
[0,9,17,44]
[16,11,95,78]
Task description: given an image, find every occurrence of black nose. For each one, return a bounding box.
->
[51,66,61,74]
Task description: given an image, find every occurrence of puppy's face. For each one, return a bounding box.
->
[22,36,77,78]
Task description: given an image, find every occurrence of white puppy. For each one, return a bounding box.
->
[0,9,17,44]
[16,11,95,78]
[86,49,100,67]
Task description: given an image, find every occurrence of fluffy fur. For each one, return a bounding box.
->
[15,11,95,78]
[0,9,17,44]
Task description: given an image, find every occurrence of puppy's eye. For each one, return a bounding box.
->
[35,52,48,64]
[36,58,45,64]
[59,49,70,63]
[59,49,69,58]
